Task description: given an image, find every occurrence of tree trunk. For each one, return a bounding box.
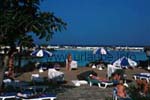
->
[0,55,9,90]
[0,67,6,90]
[18,46,22,67]
[7,46,17,79]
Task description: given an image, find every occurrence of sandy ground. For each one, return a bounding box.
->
[15,66,149,83]
[11,67,150,100]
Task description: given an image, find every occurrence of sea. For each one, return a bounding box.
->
[17,48,147,67]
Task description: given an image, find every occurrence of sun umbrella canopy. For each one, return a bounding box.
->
[31,49,52,57]
[93,47,107,55]
[112,56,137,68]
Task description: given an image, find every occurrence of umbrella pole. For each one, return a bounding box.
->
[97,54,103,70]
[47,58,49,63]
[148,57,150,70]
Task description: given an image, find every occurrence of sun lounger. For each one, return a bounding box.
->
[16,87,56,100]
[4,80,30,89]
[17,93,56,100]
[133,73,150,83]
[31,74,44,83]
[21,85,49,94]
[0,92,16,100]
[86,77,113,89]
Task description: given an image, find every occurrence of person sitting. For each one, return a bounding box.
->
[116,80,132,100]
[136,79,150,96]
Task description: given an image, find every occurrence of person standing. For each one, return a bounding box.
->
[66,53,72,71]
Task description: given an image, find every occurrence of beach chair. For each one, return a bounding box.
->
[86,76,113,89]
[3,80,30,90]
[31,74,44,83]
[133,73,150,83]
[0,92,17,100]
[70,60,78,70]
[16,86,56,100]
[17,93,56,100]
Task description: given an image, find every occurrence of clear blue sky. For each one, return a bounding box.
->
[34,0,150,46]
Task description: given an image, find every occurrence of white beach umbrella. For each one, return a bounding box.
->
[31,49,52,57]
[112,56,137,68]
[31,49,53,72]
[93,47,108,70]
[93,47,107,55]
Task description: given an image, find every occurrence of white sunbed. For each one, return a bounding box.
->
[17,93,56,100]
[86,77,114,89]
[133,73,150,83]
[31,74,44,83]
[0,92,16,100]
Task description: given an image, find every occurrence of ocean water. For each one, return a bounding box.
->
[18,49,147,67]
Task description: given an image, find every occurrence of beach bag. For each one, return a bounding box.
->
[77,70,97,81]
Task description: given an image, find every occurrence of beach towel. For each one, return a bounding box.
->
[48,68,64,82]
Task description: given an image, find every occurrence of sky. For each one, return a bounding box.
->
[34,0,150,46]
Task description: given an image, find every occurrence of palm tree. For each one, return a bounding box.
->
[0,0,66,89]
